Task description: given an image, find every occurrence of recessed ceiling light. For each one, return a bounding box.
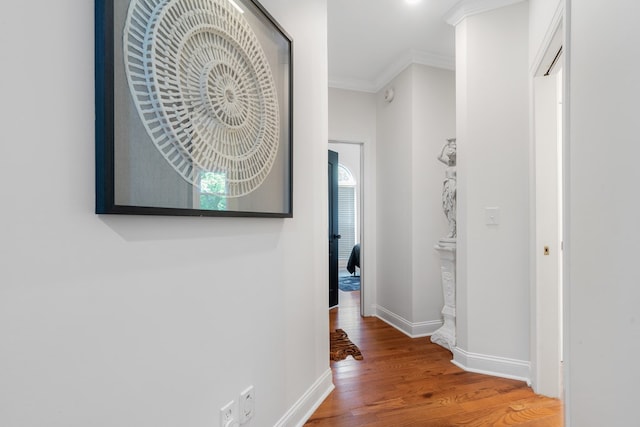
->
[406,0,422,4]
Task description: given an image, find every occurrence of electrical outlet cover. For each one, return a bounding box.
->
[239,386,255,424]
[220,400,236,427]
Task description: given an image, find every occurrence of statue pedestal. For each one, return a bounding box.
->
[431,239,456,351]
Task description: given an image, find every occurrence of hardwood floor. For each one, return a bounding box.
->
[306,290,563,426]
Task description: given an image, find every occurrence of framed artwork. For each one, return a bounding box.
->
[95,0,293,217]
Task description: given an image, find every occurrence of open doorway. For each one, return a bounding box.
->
[329,141,364,315]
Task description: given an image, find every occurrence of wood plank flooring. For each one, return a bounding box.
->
[305,290,563,426]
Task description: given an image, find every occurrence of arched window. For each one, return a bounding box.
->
[337,164,357,262]
[338,164,356,186]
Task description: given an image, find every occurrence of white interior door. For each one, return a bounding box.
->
[533,67,563,398]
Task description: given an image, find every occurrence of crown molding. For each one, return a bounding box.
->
[443,0,526,26]
[373,50,455,92]
[328,77,377,93]
[329,49,455,93]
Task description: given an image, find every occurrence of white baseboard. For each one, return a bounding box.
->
[362,303,377,317]
[374,305,443,338]
[452,346,531,384]
[274,368,334,427]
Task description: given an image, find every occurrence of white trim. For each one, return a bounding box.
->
[373,50,455,93]
[561,2,571,424]
[329,139,371,317]
[328,78,377,94]
[329,49,455,94]
[528,61,539,394]
[412,50,456,71]
[412,319,445,337]
[528,0,565,400]
[530,1,565,75]
[375,305,443,338]
[366,304,377,317]
[443,0,526,26]
[274,368,334,427]
[452,346,531,384]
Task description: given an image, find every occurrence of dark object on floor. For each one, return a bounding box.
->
[330,329,363,361]
[346,243,360,274]
[339,274,360,292]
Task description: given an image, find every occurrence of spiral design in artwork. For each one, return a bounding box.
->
[123,0,279,197]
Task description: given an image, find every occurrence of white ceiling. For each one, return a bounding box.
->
[327,0,460,93]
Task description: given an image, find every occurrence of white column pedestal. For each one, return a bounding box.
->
[431,238,456,351]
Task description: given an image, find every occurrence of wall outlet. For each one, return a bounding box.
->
[220,400,237,427]
[239,386,255,424]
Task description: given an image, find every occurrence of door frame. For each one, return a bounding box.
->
[528,0,566,399]
[328,140,368,316]
[328,149,339,308]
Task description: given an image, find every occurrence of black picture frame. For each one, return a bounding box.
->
[95,0,293,218]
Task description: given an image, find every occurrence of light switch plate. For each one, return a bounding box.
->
[485,207,500,225]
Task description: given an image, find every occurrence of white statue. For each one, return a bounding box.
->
[432,137,458,352]
[438,138,456,239]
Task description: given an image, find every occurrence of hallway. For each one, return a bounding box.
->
[306,291,562,426]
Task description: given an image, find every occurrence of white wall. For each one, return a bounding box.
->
[328,88,378,315]
[0,1,330,427]
[328,88,377,143]
[566,1,640,425]
[375,64,454,336]
[376,68,418,325]
[411,65,456,328]
[454,3,531,378]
